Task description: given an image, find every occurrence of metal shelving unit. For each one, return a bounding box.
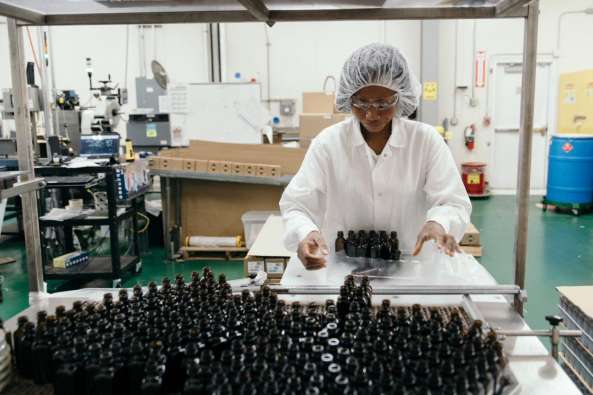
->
[150,169,292,259]
[35,165,146,287]
[0,171,45,200]
[0,0,537,313]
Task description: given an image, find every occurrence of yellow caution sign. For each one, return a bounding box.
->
[467,173,481,184]
[423,82,438,101]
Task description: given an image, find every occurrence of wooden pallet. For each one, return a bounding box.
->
[181,246,248,261]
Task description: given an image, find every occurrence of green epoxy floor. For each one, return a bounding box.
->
[1,195,592,334]
[471,196,593,330]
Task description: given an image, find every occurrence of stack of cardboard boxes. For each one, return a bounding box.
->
[299,92,350,149]
[149,156,281,178]
[149,140,307,252]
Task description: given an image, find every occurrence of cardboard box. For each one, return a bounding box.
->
[148,157,160,170]
[232,162,245,176]
[219,161,232,174]
[557,69,593,135]
[178,180,284,239]
[303,92,336,113]
[254,164,281,177]
[207,160,232,174]
[244,215,292,281]
[244,164,256,176]
[207,160,219,174]
[245,258,265,275]
[299,113,350,140]
[158,141,305,247]
[556,286,593,321]
[186,140,306,175]
[195,159,208,173]
[159,157,184,170]
[243,256,289,282]
[460,245,482,257]
[300,138,312,150]
[183,159,196,171]
[269,165,281,177]
[460,223,480,246]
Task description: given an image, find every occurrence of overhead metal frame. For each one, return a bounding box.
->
[2,0,537,316]
[0,2,44,24]
[0,1,530,25]
[237,0,273,26]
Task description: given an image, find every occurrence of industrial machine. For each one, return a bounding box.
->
[127,61,172,151]
[81,58,128,135]
[52,89,82,155]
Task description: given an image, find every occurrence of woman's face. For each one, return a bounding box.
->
[351,85,397,134]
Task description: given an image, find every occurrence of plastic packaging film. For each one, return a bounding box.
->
[185,235,242,248]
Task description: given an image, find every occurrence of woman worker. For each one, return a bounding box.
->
[280,43,471,270]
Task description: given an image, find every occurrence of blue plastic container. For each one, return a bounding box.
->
[547,135,593,204]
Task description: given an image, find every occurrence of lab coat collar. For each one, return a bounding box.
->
[351,117,407,149]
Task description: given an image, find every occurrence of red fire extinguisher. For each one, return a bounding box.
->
[464,124,476,150]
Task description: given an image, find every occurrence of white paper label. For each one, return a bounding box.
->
[266,261,284,274]
[247,261,265,273]
[169,85,189,114]
[158,95,171,113]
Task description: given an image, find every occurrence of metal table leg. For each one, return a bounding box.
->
[7,19,44,295]
[161,176,172,260]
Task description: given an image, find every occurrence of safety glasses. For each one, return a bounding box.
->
[351,94,399,112]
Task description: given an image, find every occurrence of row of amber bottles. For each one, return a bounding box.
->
[336,230,401,261]
[13,269,507,395]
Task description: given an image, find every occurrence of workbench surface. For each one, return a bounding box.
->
[3,250,581,394]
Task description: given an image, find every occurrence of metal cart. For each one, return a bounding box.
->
[35,165,147,288]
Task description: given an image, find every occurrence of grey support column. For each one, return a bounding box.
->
[513,0,540,316]
[36,26,54,137]
[7,18,44,294]
[207,23,222,83]
[419,20,439,125]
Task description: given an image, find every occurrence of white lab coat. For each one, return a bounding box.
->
[280,116,471,253]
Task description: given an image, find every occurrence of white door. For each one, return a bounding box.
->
[490,62,551,192]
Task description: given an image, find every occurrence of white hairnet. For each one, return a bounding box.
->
[336,43,421,117]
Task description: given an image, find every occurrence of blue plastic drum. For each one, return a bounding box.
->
[547,135,593,204]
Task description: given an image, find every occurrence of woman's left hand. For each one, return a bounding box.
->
[412,221,461,257]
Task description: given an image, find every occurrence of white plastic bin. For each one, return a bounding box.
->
[241,211,280,248]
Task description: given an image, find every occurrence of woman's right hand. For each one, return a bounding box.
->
[297,231,329,270]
